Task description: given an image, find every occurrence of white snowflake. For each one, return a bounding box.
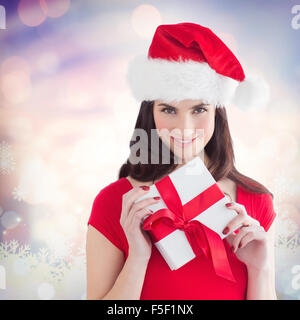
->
[0,240,70,283]
[0,240,86,299]
[0,141,16,175]
[12,186,27,202]
[275,231,300,251]
[277,218,299,238]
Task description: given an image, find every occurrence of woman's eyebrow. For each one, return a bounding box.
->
[157,103,209,109]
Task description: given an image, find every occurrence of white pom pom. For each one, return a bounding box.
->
[232,75,270,110]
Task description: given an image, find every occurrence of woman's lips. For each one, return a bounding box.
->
[171,135,199,147]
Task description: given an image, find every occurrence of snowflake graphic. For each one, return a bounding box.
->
[0,141,16,175]
[275,231,300,251]
[277,218,299,238]
[0,240,86,299]
[12,186,27,202]
[0,240,71,283]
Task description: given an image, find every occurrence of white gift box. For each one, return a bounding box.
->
[135,156,238,271]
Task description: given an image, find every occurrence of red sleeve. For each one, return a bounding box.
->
[256,193,277,232]
[87,187,127,254]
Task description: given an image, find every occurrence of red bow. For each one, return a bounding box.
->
[142,176,236,282]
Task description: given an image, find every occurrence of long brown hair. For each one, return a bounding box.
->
[118,100,273,199]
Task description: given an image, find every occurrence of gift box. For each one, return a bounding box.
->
[135,156,238,282]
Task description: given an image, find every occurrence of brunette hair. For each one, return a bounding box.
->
[118,100,273,199]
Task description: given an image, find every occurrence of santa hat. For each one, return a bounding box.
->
[126,22,270,109]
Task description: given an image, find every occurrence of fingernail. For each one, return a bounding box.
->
[238,243,242,248]
[226,202,232,207]
[140,185,149,191]
[223,227,229,235]
[153,196,161,200]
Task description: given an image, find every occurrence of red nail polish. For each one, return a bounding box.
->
[238,243,242,248]
[140,185,149,191]
[223,227,229,235]
[153,196,161,200]
[226,203,232,207]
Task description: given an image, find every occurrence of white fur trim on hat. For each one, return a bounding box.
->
[231,74,270,110]
[126,54,239,106]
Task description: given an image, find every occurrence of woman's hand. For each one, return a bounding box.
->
[120,185,161,262]
[223,202,269,270]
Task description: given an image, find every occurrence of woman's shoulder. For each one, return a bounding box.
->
[95,177,133,202]
[88,178,130,254]
[238,183,274,204]
[237,184,276,231]
[89,177,133,223]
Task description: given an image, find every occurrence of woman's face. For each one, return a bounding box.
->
[153,99,216,164]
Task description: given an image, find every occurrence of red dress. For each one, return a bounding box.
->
[87,177,277,300]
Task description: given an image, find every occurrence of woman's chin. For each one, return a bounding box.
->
[173,146,202,160]
[173,152,195,165]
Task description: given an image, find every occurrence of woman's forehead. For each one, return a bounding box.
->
[155,99,213,108]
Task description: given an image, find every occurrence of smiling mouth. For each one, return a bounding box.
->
[171,136,199,146]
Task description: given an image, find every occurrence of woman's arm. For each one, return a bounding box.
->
[86,225,149,300]
[102,255,149,300]
[246,222,277,300]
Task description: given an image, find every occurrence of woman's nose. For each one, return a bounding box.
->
[174,115,195,137]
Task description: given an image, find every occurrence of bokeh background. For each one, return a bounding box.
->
[0,0,299,300]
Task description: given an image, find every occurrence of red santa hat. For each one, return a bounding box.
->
[126,22,270,109]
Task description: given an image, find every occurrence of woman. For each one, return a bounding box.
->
[86,22,277,300]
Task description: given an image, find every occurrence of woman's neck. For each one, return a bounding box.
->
[175,151,210,170]
[127,151,211,187]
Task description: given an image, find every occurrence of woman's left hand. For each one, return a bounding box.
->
[223,202,269,270]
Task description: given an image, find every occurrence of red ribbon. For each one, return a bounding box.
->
[142,176,236,283]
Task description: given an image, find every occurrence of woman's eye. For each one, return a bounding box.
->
[160,106,207,114]
[161,107,175,114]
[193,107,206,114]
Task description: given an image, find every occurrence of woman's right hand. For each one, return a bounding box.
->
[120,186,161,262]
